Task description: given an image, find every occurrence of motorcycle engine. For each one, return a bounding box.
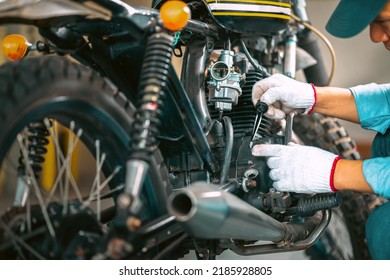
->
[162,49,286,207]
[208,70,284,194]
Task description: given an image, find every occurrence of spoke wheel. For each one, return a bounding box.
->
[0,56,170,259]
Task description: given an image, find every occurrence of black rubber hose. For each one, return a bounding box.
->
[296,193,342,217]
[219,116,233,184]
[240,40,270,78]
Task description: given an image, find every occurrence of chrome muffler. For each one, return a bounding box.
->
[167,182,287,242]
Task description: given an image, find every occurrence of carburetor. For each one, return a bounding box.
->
[207,48,245,112]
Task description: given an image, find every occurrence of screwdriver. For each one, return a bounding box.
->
[249,101,269,149]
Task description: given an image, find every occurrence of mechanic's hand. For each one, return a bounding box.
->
[252,143,340,193]
[252,73,316,119]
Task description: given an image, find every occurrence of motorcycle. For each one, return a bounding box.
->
[0,0,381,260]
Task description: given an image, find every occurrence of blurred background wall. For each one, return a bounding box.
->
[305,0,386,158]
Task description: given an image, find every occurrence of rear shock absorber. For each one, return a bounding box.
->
[18,121,50,178]
[123,32,175,213]
[15,121,51,207]
[130,32,174,158]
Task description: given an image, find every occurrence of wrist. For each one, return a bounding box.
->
[329,156,342,192]
[306,84,317,115]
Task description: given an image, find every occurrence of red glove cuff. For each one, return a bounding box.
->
[329,156,341,192]
[307,84,317,115]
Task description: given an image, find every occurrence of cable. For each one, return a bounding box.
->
[239,40,270,78]
[291,13,337,86]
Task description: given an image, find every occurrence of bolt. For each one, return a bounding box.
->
[244,168,259,179]
[108,238,134,259]
[126,216,142,230]
[117,193,132,209]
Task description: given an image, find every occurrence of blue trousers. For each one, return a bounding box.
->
[365,130,390,259]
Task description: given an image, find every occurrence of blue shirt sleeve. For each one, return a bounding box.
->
[350,83,390,133]
[350,83,390,197]
[363,158,390,198]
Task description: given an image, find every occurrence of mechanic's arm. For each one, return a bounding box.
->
[314,83,390,132]
[312,86,359,123]
[252,75,390,132]
[334,159,373,193]
[337,157,390,198]
[251,74,360,121]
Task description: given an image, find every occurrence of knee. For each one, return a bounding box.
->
[366,202,390,259]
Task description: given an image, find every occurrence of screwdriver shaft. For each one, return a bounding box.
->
[249,101,268,149]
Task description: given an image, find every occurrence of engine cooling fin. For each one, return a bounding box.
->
[208,70,272,137]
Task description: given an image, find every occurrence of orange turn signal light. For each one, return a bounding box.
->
[1,34,30,61]
[160,1,191,31]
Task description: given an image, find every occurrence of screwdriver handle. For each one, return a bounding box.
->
[249,101,269,149]
[255,101,269,115]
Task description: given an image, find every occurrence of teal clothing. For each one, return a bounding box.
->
[351,83,390,134]
[350,83,390,198]
[366,200,390,259]
[350,83,390,259]
[363,128,390,259]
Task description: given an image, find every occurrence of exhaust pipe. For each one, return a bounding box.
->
[167,182,287,242]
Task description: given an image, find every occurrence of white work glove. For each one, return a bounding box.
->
[252,73,316,119]
[252,143,340,193]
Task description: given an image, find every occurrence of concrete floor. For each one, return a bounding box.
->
[183,249,308,260]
